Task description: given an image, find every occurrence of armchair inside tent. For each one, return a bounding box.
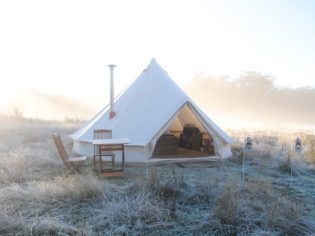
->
[179,125,203,151]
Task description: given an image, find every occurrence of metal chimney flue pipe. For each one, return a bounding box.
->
[108,64,116,119]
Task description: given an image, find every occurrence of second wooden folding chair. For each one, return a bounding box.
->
[93,129,115,170]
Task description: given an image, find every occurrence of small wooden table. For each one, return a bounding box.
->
[92,138,130,177]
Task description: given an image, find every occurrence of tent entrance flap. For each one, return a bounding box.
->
[151,104,215,158]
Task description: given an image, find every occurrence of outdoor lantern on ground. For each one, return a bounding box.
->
[289,138,303,187]
[245,137,253,150]
[295,138,302,153]
[243,136,253,185]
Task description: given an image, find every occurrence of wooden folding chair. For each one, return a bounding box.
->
[52,133,88,176]
[93,129,115,169]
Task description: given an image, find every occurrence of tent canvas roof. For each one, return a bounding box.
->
[71,59,232,145]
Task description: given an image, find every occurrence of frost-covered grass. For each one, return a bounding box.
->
[0,115,314,235]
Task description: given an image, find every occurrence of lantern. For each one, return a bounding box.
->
[245,137,253,150]
[295,138,302,153]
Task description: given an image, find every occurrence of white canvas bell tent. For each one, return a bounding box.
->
[70,59,233,162]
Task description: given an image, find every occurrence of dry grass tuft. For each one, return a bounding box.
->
[213,180,311,235]
[0,175,105,235]
[214,181,239,227]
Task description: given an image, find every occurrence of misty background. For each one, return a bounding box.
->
[185,72,315,129]
[3,72,315,130]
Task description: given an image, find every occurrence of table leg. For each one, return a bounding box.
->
[122,144,125,172]
[99,155,102,175]
[99,145,102,175]
[93,145,96,167]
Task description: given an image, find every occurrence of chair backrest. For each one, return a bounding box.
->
[52,133,69,165]
[94,129,112,139]
[94,129,113,155]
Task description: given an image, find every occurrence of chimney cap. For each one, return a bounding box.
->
[108,64,117,68]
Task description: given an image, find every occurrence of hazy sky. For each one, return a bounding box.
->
[1,0,315,117]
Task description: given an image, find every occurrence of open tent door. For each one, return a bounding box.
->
[151,103,216,158]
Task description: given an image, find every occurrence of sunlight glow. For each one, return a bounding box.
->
[0,0,315,122]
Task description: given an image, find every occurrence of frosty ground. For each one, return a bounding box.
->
[0,116,314,235]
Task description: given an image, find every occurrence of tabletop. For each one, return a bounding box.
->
[92,138,130,145]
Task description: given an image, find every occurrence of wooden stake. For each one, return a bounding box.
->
[242,149,245,186]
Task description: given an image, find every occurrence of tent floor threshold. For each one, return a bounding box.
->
[99,170,125,177]
[147,156,221,165]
